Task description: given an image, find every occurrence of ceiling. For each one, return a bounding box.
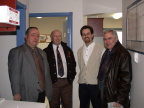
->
[87,13,118,18]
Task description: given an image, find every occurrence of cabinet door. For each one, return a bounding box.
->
[88,18,104,37]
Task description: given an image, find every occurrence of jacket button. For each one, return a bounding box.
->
[54,73,56,74]
[38,82,40,84]
[37,89,41,92]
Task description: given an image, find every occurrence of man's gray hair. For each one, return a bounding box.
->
[103,29,118,39]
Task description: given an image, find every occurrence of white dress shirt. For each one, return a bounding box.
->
[53,44,67,78]
[83,41,95,65]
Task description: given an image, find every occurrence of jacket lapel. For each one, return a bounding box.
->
[23,44,38,75]
[103,50,117,74]
[100,50,111,73]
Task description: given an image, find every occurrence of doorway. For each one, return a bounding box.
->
[29,12,73,49]
[17,1,26,47]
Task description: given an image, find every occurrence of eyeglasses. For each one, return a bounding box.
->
[53,35,62,38]
[82,32,91,36]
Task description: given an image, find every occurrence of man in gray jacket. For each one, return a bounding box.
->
[8,27,53,102]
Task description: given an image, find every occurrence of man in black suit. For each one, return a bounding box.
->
[44,29,76,108]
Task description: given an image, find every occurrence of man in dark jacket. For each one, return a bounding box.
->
[43,30,76,108]
[98,29,132,108]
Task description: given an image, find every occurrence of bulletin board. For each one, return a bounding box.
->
[39,34,51,43]
[126,0,144,54]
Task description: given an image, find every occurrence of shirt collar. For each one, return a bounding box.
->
[107,41,119,54]
[84,41,95,49]
[25,43,37,52]
[52,43,62,49]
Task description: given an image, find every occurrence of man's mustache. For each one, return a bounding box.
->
[84,37,89,39]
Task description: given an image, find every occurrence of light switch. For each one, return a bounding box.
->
[134,52,139,63]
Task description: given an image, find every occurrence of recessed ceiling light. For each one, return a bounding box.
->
[36,17,42,19]
[113,13,122,19]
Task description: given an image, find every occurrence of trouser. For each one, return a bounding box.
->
[37,91,45,103]
[50,78,72,108]
[79,84,101,108]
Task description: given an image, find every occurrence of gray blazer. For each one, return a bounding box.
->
[8,43,53,102]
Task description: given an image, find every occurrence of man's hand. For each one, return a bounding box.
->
[113,102,122,107]
[13,94,21,101]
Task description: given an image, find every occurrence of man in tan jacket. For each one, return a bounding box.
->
[77,25,105,108]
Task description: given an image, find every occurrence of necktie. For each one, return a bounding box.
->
[57,46,64,77]
[105,50,110,64]
[32,49,45,92]
[99,50,111,81]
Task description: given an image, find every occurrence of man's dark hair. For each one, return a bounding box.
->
[80,25,94,36]
[25,27,38,36]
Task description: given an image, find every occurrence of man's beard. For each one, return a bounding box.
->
[84,37,91,43]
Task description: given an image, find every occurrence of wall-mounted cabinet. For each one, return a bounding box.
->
[88,18,104,37]
[0,0,16,32]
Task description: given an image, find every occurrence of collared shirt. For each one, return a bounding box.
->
[83,41,95,65]
[52,44,67,78]
[25,43,45,74]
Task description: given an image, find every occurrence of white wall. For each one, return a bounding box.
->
[123,0,144,108]
[0,0,29,99]
[83,0,122,15]
[0,36,16,99]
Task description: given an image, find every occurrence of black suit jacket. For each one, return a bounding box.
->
[43,42,76,84]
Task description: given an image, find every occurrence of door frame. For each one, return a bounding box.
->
[29,12,73,49]
[17,1,26,46]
